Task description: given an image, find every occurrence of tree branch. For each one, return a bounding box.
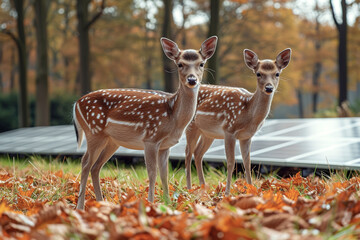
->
[1,29,21,49]
[348,0,357,6]
[329,0,341,31]
[218,39,237,62]
[85,0,105,30]
[220,71,238,81]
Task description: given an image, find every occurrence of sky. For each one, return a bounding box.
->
[170,0,359,28]
[292,0,358,26]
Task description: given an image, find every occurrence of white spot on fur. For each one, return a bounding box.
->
[197,111,215,116]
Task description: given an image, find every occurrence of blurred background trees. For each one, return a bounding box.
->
[33,0,50,126]
[1,0,29,128]
[0,0,359,132]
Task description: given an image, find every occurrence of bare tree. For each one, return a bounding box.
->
[161,0,175,92]
[330,0,348,106]
[1,0,29,127]
[143,0,153,89]
[61,1,73,92]
[33,0,49,126]
[312,1,323,114]
[0,43,3,92]
[206,0,220,85]
[76,0,105,95]
[9,46,16,91]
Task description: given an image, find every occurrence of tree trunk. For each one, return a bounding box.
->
[162,0,175,92]
[330,0,348,107]
[206,0,220,85]
[62,2,71,91]
[312,7,322,114]
[10,46,16,91]
[338,0,347,106]
[75,71,80,95]
[144,0,152,89]
[297,89,304,118]
[76,0,105,95]
[33,0,49,126]
[77,0,91,95]
[312,61,322,113]
[14,0,29,128]
[0,43,3,92]
[51,47,59,79]
[64,56,70,91]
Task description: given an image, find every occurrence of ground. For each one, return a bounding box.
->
[0,157,360,239]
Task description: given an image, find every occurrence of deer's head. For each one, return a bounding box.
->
[161,36,218,89]
[244,48,291,95]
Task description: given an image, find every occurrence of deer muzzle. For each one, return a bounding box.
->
[265,84,274,94]
[187,75,197,86]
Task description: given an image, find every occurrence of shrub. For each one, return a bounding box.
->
[0,92,18,132]
[0,93,78,132]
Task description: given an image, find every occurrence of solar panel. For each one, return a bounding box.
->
[0,118,359,169]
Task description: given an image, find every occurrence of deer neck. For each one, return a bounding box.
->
[169,81,199,129]
[247,87,274,123]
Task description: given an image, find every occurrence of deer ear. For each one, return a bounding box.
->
[243,49,259,70]
[200,36,218,60]
[276,48,291,70]
[160,37,180,60]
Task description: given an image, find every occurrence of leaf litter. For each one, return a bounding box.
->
[0,168,360,239]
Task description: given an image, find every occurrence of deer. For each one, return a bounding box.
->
[185,48,291,195]
[73,36,218,210]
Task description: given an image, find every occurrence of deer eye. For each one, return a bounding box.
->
[256,72,261,77]
[178,63,183,68]
[275,72,280,77]
[200,63,204,67]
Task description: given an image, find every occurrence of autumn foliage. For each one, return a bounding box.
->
[1,165,360,239]
[1,0,359,119]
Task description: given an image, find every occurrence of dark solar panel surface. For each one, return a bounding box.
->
[1,118,359,169]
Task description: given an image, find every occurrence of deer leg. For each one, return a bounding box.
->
[194,136,214,187]
[144,142,160,202]
[239,139,252,184]
[185,123,201,189]
[77,151,89,210]
[77,139,107,210]
[224,133,236,196]
[91,140,118,202]
[158,148,170,203]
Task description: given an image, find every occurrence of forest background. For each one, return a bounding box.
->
[0,0,359,132]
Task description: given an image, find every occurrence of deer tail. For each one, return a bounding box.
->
[73,102,84,150]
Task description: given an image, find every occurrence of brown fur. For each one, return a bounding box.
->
[182,51,200,61]
[185,48,291,194]
[73,36,218,210]
[260,61,276,71]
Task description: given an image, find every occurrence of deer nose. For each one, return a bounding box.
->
[265,85,274,93]
[187,75,197,86]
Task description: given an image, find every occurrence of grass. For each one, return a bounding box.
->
[0,154,355,212]
[0,155,241,205]
[0,155,242,185]
[1,155,360,239]
[0,155,274,218]
[1,155,356,196]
